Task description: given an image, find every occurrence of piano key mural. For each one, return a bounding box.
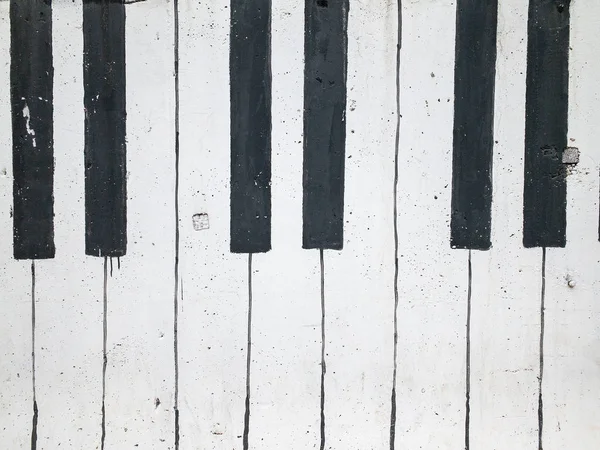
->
[1,0,599,449]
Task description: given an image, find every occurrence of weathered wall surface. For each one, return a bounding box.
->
[1,0,599,449]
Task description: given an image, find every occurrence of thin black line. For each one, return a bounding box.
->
[243,254,253,450]
[31,260,38,450]
[465,250,472,450]
[389,1,401,449]
[173,0,180,447]
[319,249,326,450]
[538,247,546,450]
[100,257,108,449]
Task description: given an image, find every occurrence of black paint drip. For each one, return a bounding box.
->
[101,257,108,450]
[173,0,181,446]
[538,247,547,450]
[319,249,326,450]
[389,1,401,448]
[465,250,472,450]
[243,254,254,450]
[31,260,38,450]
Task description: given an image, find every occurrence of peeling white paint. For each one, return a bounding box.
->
[22,103,37,148]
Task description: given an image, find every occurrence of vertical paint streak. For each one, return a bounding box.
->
[31,400,38,450]
[10,0,55,260]
[523,0,570,248]
[302,0,349,250]
[389,2,401,449]
[83,0,127,257]
[319,249,326,450]
[465,250,472,450]
[31,261,38,450]
[243,254,253,450]
[538,247,546,450]
[101,257,108,450]
[451,0,498,250]
[230,0,272,253]
[173,0,181,447]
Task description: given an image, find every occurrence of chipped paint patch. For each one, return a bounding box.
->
[22,103,37,148]
[562,147,579,165]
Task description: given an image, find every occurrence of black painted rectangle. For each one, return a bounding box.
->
[230,0,272,254]
[303,0,349,250]
[11,0,55,260]
[83,0,127,257]
[450,0,498,251]
[523,0,570,248]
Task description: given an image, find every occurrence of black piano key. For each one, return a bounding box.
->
[83,0,127,257]
[450,0,498,251]
[11,0,55,261]
[523,0,570,248]
[302,0,349,251]
[230,0,272,254]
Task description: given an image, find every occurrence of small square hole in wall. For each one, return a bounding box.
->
[192,213,210,231]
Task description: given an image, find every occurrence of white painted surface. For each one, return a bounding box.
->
[470,1,541,447]
[0,1,599,449]
[0,9,30,450]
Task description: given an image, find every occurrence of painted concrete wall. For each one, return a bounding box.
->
[1,0,599,449]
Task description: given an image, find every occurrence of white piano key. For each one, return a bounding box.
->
[394,2,466,448]
[0,6,32,447]
[470,0,541,448]
[322,2,397,449]
[32,2,103,448]
[249,0,321,448]
[177,1,248,447]
[544,3,600,448]
[100,1,176,448]
[0,254,31,450]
